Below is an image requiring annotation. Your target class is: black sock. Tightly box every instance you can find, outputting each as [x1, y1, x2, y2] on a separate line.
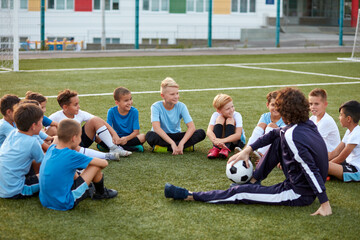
[93, 175, 105, 195]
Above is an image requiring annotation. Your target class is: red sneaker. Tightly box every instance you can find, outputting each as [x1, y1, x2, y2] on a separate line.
[219, 148, 230, 159]
[207, 147, 220, 159]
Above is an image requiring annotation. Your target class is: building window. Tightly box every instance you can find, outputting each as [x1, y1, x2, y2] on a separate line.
[187, 0, 208, 12]
[47, 0, 73, 10]
[93, 38, 120, 44]
[231, 0, 256, 13]
[94, 0, 120, 10]
[143, 0, 168, 11]
[20, 0, 27, 9]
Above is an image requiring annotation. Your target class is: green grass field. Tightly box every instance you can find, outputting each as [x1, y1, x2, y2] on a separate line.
[0, 52, 359, 239]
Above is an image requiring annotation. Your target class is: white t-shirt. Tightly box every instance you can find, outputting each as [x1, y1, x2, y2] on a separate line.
[342, 125, 360, 170]
[49, 110, 94, 124]
[209, 111, 246, 143]
[310, 113, 341, 152]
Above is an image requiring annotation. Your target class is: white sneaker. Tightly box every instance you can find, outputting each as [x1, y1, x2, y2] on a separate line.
[234, 147, 242, 153]
[110, 147, 132, 157]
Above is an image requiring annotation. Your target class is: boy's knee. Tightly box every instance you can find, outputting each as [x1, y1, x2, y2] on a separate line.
[215, 115, 225, 125]
[225, 117, 235, 125]
[138, 134, 146, 143]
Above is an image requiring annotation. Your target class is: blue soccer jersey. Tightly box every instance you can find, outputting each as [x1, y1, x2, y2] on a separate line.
[39, 145, 93, 211]
[107, 106, 140, 137]
[258, 112, 286, 128]
[0, 130, 44, 198]
[150, 101, 192, 134]
[0, 119, 15, 147]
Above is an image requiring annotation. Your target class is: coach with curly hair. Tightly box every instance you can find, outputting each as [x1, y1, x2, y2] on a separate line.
[164, 87, 332, 216]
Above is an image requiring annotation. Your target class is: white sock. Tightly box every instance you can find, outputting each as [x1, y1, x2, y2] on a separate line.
[79, 147, 106, 159]
[96, 125, 116, 149]
[248, 126, 265, 146]
[265, 126, 275, 134]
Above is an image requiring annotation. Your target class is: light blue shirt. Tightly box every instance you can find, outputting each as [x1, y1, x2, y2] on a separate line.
[0, 130, 44, 198]
[151, 101, 192, 134]
[39, 145, 92, 211]
[258, 112, 286, 128]
[0, 119, 16, 147]
[107, 106, 140, 137]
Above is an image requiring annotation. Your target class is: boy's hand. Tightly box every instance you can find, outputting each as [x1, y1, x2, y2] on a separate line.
[112, 135, 122, 145]
[117, 137, 128, 146]
[311, 201, 332, 216]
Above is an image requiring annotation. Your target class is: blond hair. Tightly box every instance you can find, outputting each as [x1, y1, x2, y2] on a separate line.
[160, 77, 179, 94]
[213, 94, 232, 110]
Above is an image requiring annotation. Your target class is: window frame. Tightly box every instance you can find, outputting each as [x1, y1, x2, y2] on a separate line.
[142, 0, 168, 12]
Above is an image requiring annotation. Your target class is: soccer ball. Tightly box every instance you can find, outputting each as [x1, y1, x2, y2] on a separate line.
[226, 160, 253, 184]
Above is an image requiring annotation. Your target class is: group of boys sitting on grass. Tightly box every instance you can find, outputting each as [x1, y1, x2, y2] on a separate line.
[0, 77, 359, 214]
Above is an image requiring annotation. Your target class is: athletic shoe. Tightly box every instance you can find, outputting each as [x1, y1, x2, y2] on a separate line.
[105, 152, 124, 161]
[234, 147, 242, 153]
[184, 145, 195, 152]
[207, 146, 220, 159]
[132, 145, 144, 152]
[110, 147, 132, 157]
[92, 187, 118, 200]
[152, 145, 168, 153]
[250, 150, 262, 163]
[164, 183, 189, 200]
[96, 143, 109, 153]
[219, 148, 230, 159]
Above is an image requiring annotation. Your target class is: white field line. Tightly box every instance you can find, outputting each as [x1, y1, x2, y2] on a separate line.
[0, 60, 348, 73]
[44, 81, 360, 98]
[226, 64, 360, 81]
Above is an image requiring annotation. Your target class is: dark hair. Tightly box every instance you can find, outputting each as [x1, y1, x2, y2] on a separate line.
[13, 103, 43, 132]
[275, 87, 309, 124]
[0, 94, 21, 116]
[57, 89, 78, 108]
[339, 100, 360, 123]
[25, 91, 47, 104]
[113, 87, 131, 101]
[20, 99, 39, 106]
[309, 88, 327, 101]
[266, 91, 278, 104]
[57, 119, 81, 143]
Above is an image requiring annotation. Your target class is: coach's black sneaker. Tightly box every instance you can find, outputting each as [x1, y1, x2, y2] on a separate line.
[92, 187, 118, 200]
[164, 183, 189, 200]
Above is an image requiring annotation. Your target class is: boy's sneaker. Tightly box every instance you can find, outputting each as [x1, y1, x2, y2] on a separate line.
[152, 145, 168, 153]
[250, 150, 262, 163]
[105, 152, 128, 161]
[184, 145, 195, 152]
[164, 183, 189, 200]
[234, 147, 242, 153]
[207, 146, 220, 159]
[133, 145, 144, 152]
[110, 146, 132, 157]
[92, 187, 118, 200]
[219, 148, 230, 159]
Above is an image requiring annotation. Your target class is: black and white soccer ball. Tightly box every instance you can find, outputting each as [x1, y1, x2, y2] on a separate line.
[226, 160, 253, 184]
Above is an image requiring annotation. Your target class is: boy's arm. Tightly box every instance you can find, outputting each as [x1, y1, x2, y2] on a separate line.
[206, 124, 217, 144]
[311, 201, 332, 216]
[328, 142, 345, 161]
[330, 144, 357, 164]
[117, 130, 140, 145]
[152, 121, 178, 150]
[88, 157, 108, 169]
[177, 121, 196, 153]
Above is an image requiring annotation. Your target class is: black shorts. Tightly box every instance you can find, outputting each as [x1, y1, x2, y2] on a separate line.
[342, 162, 360, 182]
[80, 124, 95, 148]
[71, 176, 90, 209]
[8, 174, 39, 199]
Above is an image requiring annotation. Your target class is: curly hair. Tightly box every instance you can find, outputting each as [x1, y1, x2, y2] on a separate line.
[266, 91, 278, 104]
[275, 87, 309, 124]
[57, 89, 78, 108]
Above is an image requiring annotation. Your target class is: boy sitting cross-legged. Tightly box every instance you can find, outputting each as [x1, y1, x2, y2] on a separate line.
[99, 87, 146, 152]
[39, 119, 118, 211]
[328, 100, 360, 182]
[0, 103, 44, 199]
[146, 77, 206, 155]
[49, 89, 131, 160]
